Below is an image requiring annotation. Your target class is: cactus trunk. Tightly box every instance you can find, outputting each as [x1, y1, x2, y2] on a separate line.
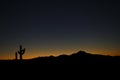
[20, 54, 22, 60]
[17, 45, 25, 60]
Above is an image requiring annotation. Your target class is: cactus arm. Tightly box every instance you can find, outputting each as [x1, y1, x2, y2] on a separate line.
[23, 48, 25, 53]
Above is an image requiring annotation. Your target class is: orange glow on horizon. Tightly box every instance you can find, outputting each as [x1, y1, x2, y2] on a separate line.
[22, 49, 120, 59]
[0, 48, 120, 60]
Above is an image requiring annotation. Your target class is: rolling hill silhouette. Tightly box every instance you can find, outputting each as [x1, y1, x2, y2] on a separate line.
[0, 50, 120, 65]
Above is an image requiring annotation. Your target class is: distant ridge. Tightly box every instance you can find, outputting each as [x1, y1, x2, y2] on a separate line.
[27, 50, 120, 64]
[0, 50, 120, 64]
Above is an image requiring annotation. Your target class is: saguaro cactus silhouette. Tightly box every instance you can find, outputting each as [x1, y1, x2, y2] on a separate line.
[18, 45, 25, 60]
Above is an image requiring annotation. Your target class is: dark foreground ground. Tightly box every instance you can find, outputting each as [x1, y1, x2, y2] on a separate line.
[1, 51, 120, 77]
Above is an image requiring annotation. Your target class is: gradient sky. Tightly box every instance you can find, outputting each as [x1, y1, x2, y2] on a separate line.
[0, 0, 120, 59]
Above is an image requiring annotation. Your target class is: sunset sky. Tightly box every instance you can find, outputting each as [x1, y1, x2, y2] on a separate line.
[0, 0, 120, 59]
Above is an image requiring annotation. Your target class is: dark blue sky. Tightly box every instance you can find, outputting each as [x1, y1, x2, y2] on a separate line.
[0, 0, 120, 59]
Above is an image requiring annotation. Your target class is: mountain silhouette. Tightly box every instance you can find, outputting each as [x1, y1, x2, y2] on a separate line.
[0, 50, 120, 64]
